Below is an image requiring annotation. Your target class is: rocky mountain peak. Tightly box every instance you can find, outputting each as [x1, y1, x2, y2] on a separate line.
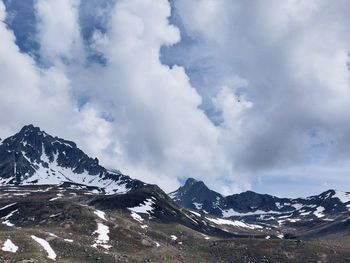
[183, 177, 198, 188]
[0, 125, 143, 193]
[169, 178, 223, 214]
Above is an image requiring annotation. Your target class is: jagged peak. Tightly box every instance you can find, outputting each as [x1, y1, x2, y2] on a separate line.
[183, 178, 199, 187]
[19, 124, 40, 132]
[178, 178, 213, 195]
[16, 124, 47, 138]
[6, 125, 77, 149]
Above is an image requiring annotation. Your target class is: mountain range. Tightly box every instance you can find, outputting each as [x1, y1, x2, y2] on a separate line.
[0, 125, 350, 262]
[170, 177, 350, 239]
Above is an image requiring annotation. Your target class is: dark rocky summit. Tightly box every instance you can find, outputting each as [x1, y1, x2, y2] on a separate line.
[0, 124, 143, 193]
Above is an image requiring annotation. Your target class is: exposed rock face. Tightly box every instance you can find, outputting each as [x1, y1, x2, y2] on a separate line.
[169, 178, 224, 215]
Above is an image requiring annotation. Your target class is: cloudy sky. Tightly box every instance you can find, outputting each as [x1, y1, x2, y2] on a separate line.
[1, 0, 350, 197]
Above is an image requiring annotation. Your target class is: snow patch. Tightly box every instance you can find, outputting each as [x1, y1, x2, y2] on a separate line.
[94, 210, 107, 221]
[130, 211, 144, 222]
[170, 235, 177, 240]
[333, 191, 350, 204]
[1, 239, 18, 253]
[128, 199, 155, 215]
[1, 209, 18, 227]
[206, 217, 262, 229]
[49, 197, 61, 201]
[0, 203, 16, 210]
[189, 210, 201, 217]
[2, 221, 14, 227]
[314, 206, 325, 218]
[291, 203, 303, 210]
[31, 235, 57, 260]
[193, 202, 203, 210]
[222, 209, 281, 217]
[300, 211, 311, 216]
[201, 234, 210, 240]
[49, 213, 61, 218]
[92, 223, 111, 250]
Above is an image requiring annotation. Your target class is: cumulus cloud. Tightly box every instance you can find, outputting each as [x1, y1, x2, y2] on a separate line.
[0, 0, 111, 160]
[0, 0, 239, 193]
[2, 0, 350, 196]
[171, 0, 350, 193]
[35, 0, 83, 63]
[69, 0, 234, 191]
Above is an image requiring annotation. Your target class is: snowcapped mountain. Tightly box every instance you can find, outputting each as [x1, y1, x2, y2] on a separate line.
[170, 178, 350, 234]
[0, 125, 144, 193]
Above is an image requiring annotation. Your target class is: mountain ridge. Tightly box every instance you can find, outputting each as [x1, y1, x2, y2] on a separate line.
[170, 177, 350, 237]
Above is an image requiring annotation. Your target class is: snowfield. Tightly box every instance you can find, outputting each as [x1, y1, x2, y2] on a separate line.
[3, 150, 132, 195]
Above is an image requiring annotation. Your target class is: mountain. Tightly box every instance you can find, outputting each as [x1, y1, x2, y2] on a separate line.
[0, 124, 143, 194]
[169, 178, 224, 215]
[169, 178, 289, 217]
[170, 178, 350, 238]
[1, 126, 350, 261]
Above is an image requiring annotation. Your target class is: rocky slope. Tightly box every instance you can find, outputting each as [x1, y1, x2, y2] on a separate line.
[1, 185, 350, 262]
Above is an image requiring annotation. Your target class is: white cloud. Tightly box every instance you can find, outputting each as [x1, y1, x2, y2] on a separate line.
[35, 0, 83, 63]
[0, 1, 4, 21]
[0, 0, 111, 160]
[69, 0, 236, 192]
[172, 0, 350, 193]
[0, 0, 243, 193]
[3, 0, 350, 196]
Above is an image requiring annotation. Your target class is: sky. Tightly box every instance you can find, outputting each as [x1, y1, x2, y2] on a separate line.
[1, 0, 350, 197]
